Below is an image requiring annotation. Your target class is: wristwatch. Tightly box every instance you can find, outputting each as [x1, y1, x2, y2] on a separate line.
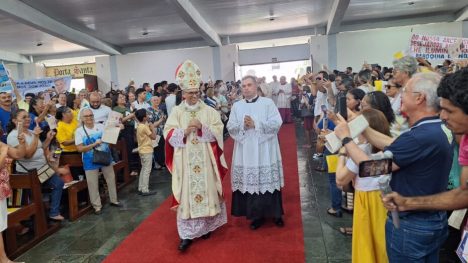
[341, 137, 353, 146]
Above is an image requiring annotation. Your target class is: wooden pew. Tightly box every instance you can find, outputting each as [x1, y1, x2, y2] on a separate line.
[59, 139, 131, 221]
[4, 170, 61, 259]
[110, 140, 133, 189]
[57, 152, 93, 222]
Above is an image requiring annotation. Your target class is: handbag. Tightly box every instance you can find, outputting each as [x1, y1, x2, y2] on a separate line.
[82, 126, 112, 166]
[17, 161, 55, 183]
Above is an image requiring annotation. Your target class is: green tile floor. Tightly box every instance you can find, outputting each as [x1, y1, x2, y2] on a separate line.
[16, 171, 173, 263]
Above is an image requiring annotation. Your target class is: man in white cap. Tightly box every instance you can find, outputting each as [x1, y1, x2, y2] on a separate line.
[164, 60, 228, 252]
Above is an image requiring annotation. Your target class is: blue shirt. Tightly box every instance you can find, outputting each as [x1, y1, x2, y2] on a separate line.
[74, 124, 112, 171]
[145, 92, 152, 102]
[28, 113, 49, 131]
[0, 107, 10, 143]
[317, 117, 336, 130]
[385, 116, 453, 200]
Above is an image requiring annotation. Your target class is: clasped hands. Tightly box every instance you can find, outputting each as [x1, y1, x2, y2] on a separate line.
[184, 119, 202, 137]
[244, 115, 255, 130]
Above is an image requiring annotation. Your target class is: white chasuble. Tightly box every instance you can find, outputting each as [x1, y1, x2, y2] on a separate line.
[227, 97, 284, 194]
[164, 101, 227, 220]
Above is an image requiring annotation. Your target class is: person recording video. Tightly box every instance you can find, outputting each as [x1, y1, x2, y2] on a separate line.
[335, 72, 453, 262]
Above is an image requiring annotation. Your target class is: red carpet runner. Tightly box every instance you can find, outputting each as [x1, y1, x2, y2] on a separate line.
[104, 124, 305, 263]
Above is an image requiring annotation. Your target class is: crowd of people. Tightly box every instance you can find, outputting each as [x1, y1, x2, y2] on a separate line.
[0, 54, 467, 262]
[290, 57, 467, 263]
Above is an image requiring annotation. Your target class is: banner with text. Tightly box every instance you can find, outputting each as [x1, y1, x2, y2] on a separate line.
[409, 34, 468, 60]
[46, 63, 96, 79]
[0, 63, 13, 93]
[16, 76, 72, 96]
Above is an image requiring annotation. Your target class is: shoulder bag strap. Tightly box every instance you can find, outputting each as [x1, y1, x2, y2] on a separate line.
[15, 159, 50, 174]
[16, 160, 28, 172]
[82, 126, 97, 150]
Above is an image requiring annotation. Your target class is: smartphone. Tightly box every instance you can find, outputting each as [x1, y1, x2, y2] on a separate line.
[17, 121, 23, 135]
[44, 92, 51, 103]
[321, 105, 327, 113]
[337, 95, 347, 120]
[358, 159, 392, 178]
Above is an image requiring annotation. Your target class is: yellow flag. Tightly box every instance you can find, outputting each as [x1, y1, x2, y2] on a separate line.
[393, 51, 404, 59]
[374, 80, 383, 91]
[326, 155, 339, 173]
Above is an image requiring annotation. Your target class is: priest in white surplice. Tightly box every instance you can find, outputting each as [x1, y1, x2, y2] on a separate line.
[276, 76, 293, 123]
[258, 76, 271, 99]
[227, 75, 285, 230]
[269, 75, 280, 105]
[164, 60, 228, 252]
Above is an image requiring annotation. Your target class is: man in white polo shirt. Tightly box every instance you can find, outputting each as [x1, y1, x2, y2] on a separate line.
[89, 92, 111, 124]
[132, 88, 150, 111]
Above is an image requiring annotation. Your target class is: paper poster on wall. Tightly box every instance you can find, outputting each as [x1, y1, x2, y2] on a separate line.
[15, 76, 72, 96]
[0, 63, 13, 93]
[409, 34, 468, 60]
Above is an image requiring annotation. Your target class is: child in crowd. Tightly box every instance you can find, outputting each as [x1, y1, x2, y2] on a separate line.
[135, 109, 158, 196]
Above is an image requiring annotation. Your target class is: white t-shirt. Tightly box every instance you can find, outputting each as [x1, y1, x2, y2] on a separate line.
[7, 130, 46, 173]
[314, 91, 331, 117]
[165, 94, 177, 116]
[345, 143, 381, 191]
[91, 105, 111, 124]
[131, 101, 151, 111]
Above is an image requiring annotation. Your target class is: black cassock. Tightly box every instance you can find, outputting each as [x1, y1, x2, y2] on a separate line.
[231, 190, 284, 220]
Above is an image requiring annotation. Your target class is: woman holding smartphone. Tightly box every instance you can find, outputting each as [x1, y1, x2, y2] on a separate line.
[335, 108, 391, 263]
[300, 86, 315, 148]
[6, 110, 65, 221]
[112, 93, 138, 176]
[147, 95, 166, 170]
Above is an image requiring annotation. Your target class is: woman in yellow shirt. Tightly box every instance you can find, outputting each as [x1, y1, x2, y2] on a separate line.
[336, 109, 391, 263]
[56, 106, 79, 152]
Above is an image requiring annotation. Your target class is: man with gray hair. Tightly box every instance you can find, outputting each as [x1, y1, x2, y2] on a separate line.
[334, 72, 453, 262]
[391, 55, 419, 136]
[392, 55, 418, 87]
